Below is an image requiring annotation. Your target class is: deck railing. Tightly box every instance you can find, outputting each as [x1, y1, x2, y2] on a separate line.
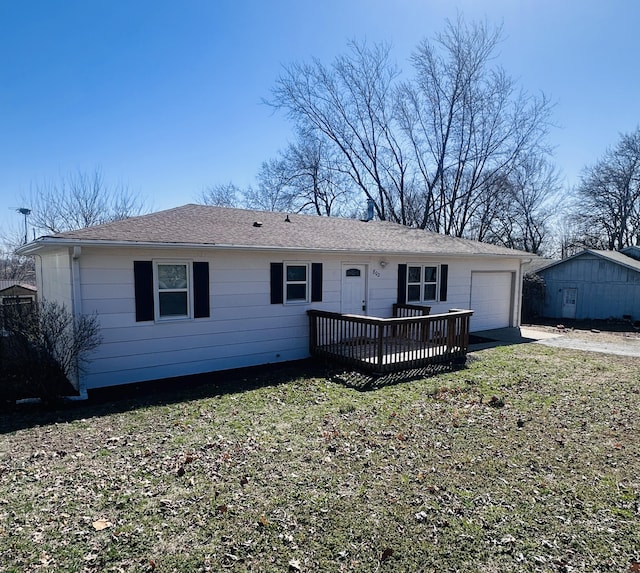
[307, 307, 473, 373]
[392, 303, 431, 318]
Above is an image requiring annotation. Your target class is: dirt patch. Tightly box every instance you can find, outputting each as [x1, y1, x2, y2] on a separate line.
[524, 318, 640, 344]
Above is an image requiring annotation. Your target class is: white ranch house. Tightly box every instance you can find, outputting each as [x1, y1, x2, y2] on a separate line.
[18, 204, 529, 394]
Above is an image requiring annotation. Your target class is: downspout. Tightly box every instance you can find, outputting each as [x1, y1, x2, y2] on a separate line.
[70, 246, 88, 400]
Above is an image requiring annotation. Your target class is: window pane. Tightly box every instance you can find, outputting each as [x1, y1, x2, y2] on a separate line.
[158, 264, 188, 289]
[345, 268, 361, 277]
[424, 266, 437, 283]
[159, 292, 188, 316]
[407, 285, 421, 302]
[287, 265, 307, 282]
[286, 283, 307, 301]
[423, 284, 437, 301]
[408, 266, 421, 283]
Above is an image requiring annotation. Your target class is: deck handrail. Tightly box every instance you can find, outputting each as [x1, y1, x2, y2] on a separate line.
[392, 303, 431, 317]
[308, 308, 469, 325]
[307, 308, 473, 373]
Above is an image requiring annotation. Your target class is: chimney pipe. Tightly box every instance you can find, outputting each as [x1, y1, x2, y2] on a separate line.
[366, 198, 374, 221]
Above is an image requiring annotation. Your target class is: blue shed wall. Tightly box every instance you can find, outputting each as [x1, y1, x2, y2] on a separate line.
[539, 253, 640, 320]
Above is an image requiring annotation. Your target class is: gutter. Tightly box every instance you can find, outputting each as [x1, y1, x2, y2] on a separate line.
[16, 237, 531, 260]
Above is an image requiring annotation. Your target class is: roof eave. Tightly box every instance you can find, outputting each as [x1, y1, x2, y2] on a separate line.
[16, 236, 527, 259]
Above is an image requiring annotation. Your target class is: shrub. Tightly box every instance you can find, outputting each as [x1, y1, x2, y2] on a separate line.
[521, 272, 546, 322]
[0, 301, 101, 402]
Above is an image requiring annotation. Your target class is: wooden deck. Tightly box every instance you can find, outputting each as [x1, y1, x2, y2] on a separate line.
[307, 305, 473, 374]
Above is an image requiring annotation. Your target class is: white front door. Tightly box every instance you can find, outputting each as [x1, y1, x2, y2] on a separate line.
[562, 288, 577, 319]
[341, 264, 367, 315]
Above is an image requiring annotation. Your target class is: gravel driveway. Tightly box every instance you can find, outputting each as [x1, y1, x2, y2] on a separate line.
[522, 325, 640, 358]
[471, 324, 640, 358]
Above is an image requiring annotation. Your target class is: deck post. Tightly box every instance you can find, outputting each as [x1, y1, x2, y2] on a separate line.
[376, 323, 384, 371]
[446, 314, 456, 358]
[309, 311, 317, 353]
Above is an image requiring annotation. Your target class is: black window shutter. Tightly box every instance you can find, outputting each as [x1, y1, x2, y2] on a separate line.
[270, 262, 284, 304]
[311, 263, 323, 302]
[134, 261, 154, 322]
[397, 264, 407, 305]
[440, 264, 448, 302]
[193, 262, 210, 318]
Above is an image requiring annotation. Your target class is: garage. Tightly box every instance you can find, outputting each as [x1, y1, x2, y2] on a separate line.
[470, 271, 514, 331]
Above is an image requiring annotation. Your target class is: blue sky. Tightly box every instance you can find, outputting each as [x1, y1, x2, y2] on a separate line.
[1, 0, 638, 239]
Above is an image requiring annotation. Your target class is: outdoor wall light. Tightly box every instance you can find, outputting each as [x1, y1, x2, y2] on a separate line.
[379, 259, 388, 268]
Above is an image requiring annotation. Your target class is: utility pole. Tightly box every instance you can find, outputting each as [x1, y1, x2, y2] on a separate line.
[16, 208, 31, 244]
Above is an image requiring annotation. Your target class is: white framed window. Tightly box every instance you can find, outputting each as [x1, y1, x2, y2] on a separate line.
[407, 264, 439, 302]
[285, 262, 310, 303]
[155, 261, 191, 319]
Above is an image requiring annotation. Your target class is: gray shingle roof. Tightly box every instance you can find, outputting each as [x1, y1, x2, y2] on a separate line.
[591, 249, 640, 273]
[537, 249, 640, 274]
[522, 255, 557, 275]
[25, 204, 528, 258]
[0, 280, 36, 292]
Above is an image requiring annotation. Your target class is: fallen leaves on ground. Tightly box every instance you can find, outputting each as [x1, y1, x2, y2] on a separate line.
[0, 345, 639, 572]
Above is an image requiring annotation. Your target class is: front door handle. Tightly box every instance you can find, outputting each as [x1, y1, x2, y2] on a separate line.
[362, 301, 366, 312]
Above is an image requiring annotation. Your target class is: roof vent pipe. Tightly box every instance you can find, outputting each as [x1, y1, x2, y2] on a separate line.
[366, 198, 374, 222]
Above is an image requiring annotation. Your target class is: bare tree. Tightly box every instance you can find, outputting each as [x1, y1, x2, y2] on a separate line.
[253, 129, 355, 216]
[480, 156, 562, 254]
[247, 158, 298, 212]
[24, 169, 147, 234]
[270, 19, 554, 238]
[198, 182, 245, 208]
[0, 248, 35, 282]
[396, 17, 554, 237]
[0, 223, 36, 281]
[571, 128, 640, 250]
[270, 41, 413, 223]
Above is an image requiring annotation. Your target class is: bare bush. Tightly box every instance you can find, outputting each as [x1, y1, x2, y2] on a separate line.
[0, 301, 101, 402]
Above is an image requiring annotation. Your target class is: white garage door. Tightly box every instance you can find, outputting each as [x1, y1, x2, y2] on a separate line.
[470, 271, 513, 331]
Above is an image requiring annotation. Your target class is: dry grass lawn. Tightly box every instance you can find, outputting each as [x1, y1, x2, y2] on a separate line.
[1, 343, 639, 572]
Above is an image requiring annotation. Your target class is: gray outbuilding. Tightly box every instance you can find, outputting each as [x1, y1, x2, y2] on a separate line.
[535, 249, 640, 321]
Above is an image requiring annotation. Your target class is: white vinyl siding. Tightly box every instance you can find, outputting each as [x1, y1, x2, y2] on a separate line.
[37, 250, 73, 309]
[44, 247, 522, 389]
